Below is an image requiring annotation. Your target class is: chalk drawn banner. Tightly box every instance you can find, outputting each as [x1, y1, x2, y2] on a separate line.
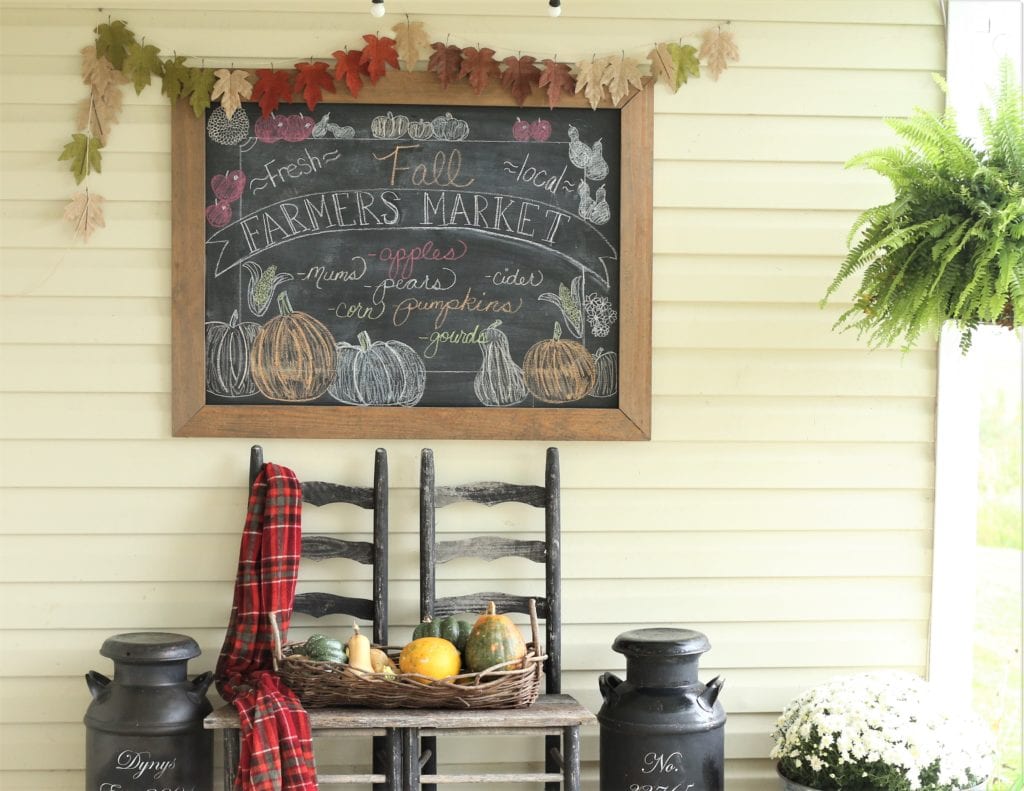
[172, 72, 652, 440]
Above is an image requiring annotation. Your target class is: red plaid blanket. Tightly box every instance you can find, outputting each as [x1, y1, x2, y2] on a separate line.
[216, 462, 318, 791]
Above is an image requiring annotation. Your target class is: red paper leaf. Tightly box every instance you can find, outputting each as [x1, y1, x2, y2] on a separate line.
[252, 69, 294, 117]
[332, 49, 368, 98]
[539, 59, 575, 109]
[427, 42, 463, 89]
[459, 47, 501, 95]
[360, 34, 399, 85]
[294, 61, 335, 112]
[501, 55, 541, 106]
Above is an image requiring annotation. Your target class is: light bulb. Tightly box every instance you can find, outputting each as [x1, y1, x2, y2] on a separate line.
[548, 0, 561, 16]
[370, 0, 385, 17]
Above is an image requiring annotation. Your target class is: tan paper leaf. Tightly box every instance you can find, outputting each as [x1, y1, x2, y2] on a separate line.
[647, 43, 676, 87]
[392, 20, 431, 71]
[211, 68, 253, 119]
[63, 190, 106, 242]
[606, 55, 644, 106]
[80, 45, 128, 94]
[75, 82, 124, 145]
[698, 26, 740, 80]
[574, 56, 613, 110]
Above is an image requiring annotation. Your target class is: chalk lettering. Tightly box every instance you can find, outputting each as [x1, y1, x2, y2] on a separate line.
[419, 323, 489, 359]
[333, 299, 386, 321]
[368, 267, 458, 306]
[392, 287, 522, 330]
[249, 148, 338, 194]
[300, 256, 368, 290]
[491, 267, 544, 287]
[378, 239, 468, 279]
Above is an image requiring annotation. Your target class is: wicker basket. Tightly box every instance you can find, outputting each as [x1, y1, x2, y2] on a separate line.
[273, 602, 545, 709]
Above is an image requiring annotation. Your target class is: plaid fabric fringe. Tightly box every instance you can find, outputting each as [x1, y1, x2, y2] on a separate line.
[216, 462, 318, 791]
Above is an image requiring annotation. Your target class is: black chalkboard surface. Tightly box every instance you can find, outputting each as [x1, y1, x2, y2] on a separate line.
[173, 72, 652, 439]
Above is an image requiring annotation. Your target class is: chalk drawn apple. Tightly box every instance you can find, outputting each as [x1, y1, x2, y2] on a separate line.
[530, 118, 552, 141]
[206, 200, 233, 228]
[512, 117, 532, 142]
[281, 113, 315, 142]
[211, 170, 247, 203]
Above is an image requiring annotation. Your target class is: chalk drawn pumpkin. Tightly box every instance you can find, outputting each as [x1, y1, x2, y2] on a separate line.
[370, 111, 409, 139]
[431, 111, 469, 141]
[588, 348, 618, 398]
[254, 113, 286, 143]
[281, 113, 315, 142]
[250, 292, 336, 401]
[523, 323, 596, 403]
[408, 118, 435, 141]
[205, 310, 260, 397]
[329, 331, 426, 406]
[474, 320, 527, 407]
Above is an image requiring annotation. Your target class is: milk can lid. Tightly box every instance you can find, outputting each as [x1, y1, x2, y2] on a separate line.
[100, 632, 201, 663]
[612, 628, 710, 658]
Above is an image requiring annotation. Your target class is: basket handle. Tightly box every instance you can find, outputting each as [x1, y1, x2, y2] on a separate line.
[268, 611, 285, 671]
[528, 598, 541, 654]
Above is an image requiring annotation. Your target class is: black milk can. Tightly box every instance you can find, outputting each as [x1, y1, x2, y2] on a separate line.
[84, 632, 213, 791]
[598, 628, 725, 791]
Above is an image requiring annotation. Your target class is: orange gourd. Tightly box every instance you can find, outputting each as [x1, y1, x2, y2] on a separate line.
[464, 601, 527, 672]
[398, 637, 462, 681]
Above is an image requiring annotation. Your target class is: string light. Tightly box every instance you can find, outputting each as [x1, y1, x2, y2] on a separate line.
[370, 0, 385, 18]
[548, 0, 562, 17]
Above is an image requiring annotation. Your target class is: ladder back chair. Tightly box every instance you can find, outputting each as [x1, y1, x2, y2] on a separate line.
[414, 447, 594, 791]
[205, 445, 400, 789]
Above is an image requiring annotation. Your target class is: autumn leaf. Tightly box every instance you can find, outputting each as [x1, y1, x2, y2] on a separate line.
[76, 84, 123, 145]
[428, 42, 463, 89]
[501, 54, 541, 106]
[360, 34, 399, 85]
[186, 67, 216, 118]
[94, 19, 136, 71]
[647, 43, 676, 88]
[606, 55, 643, 106]
[63, 190, 106, 242]
[460, 47, 500, 95]
[393, 20, 431, 70]
[669, 43, 700, 88]
[252, 69, 294, 116]
[332, 49, 368, 98]
[80, 46, 127, 95]
[211, 69, 253, 119]
[122, 41, 162, 95]
[161, 56, 190, 102]
[574, 56, 613, 109]
[58, 133, 103, 184]
[294, 61, 335, 111]
[699, 26, 740, 80]
[539, 59, 575, 109]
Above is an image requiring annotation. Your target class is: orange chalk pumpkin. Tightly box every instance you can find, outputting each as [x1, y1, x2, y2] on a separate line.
[522, 323, 596, 403]
[250, 291, 336, 401]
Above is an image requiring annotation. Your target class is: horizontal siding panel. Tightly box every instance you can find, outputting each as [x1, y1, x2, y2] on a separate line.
[0, 577, 931, 632]
[0, 344, 170, 393]
[0, 392, 935, 442]
[0, 439, 937, 489]
[0, 486, 935, 535]
[0, 248, 168, 298]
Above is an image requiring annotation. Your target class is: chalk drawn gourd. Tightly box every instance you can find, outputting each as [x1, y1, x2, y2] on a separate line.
[370, 111, 410, 139]
[205, 310, 260, 397]
[523, 323, 596, 403]
[464, 601, 527, 672]
[431, 112, 470, 141]
[589, 348, 618, 398]
[250, 292, 336, 401]
[474, 320, 528, 407]
[329, 331, 426, 406]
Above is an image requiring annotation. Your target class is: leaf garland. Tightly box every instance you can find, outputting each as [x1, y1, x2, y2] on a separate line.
[647, 43, 675, 88]
[670, 43, 701, 88]
[360, 34, 399, 84]
[59, 133, 103, 184]
[428, 42, 463, 89]
[161, 55, 191, 101]
[393, 20, 431, 71]
[575, 55, 613, 109]
[294, 61, 335, 111]
[501, 54, 541, 106]
[211, 68, 253, 118]
[333, 48, 369, 98]
[460, 47, 501, 94]
[94, 19, 136, 71]
[539, 59, 575, 109]
[122, 40, 162, 94]
[186, 67, 216, 118]
[77, 46, 127, 145]
[63, 190, 106, 242]
[605, 55, 643, 106]
[251, 68, 294, 116]
[698, 26, 739, 80]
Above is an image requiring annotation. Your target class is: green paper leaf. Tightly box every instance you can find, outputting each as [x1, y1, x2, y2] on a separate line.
[94, 20, 136, 71]
[668, 43, 700, 89]
[58, 133, 103, 184]
[187, 67, 216, 118]
[161, 56, 190, 101]
[123, 42, 163, 94]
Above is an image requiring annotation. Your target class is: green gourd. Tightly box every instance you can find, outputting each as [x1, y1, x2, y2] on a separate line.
[302, 633, 346, 663]
[413, 615, 473, 653]
[464, 602, 527, 672]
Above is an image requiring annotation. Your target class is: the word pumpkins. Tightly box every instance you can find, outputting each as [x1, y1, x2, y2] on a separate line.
[464, 602, 527, 673]
[399, 637, 461, 681]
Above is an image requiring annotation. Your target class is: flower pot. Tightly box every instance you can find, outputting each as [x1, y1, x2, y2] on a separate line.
[776, 766, 987, 791]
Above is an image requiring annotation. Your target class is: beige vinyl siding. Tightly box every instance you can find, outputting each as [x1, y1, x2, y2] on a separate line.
[0, 1, 943, 787]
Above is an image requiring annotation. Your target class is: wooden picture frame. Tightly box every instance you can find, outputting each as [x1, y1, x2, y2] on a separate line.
[171, 71, 652, 440]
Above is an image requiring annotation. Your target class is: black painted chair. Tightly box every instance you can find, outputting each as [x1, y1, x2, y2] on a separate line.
[205, 445, 399, 789]
[414, 447, 593, 791]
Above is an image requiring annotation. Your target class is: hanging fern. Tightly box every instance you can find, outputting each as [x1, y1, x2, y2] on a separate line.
[823, 59, 1024, 351]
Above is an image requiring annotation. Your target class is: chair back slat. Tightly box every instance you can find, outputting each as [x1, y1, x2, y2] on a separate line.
[435, 483, 547, 508]
[435, 536, 547, 564]
[433, 593, 548, 621]
[294, 592, 375, 622]
[301, 480, 376, 509]
[301, 535, 374, 564]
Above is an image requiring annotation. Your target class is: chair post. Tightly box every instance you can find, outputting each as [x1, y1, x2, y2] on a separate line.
[545, 447, 561, 695]
[373, 447, 389, 647]
[248, 445, 264, 489]
[419, 449, 436, 621]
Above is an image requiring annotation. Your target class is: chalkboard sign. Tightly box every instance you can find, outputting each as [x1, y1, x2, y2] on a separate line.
[172, 72, 652, 439]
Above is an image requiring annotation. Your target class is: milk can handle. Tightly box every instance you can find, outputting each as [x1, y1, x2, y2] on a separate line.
[599, 671, 622, 702]
[187, 671, 215, 705]
[85, 670, 111, 700]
